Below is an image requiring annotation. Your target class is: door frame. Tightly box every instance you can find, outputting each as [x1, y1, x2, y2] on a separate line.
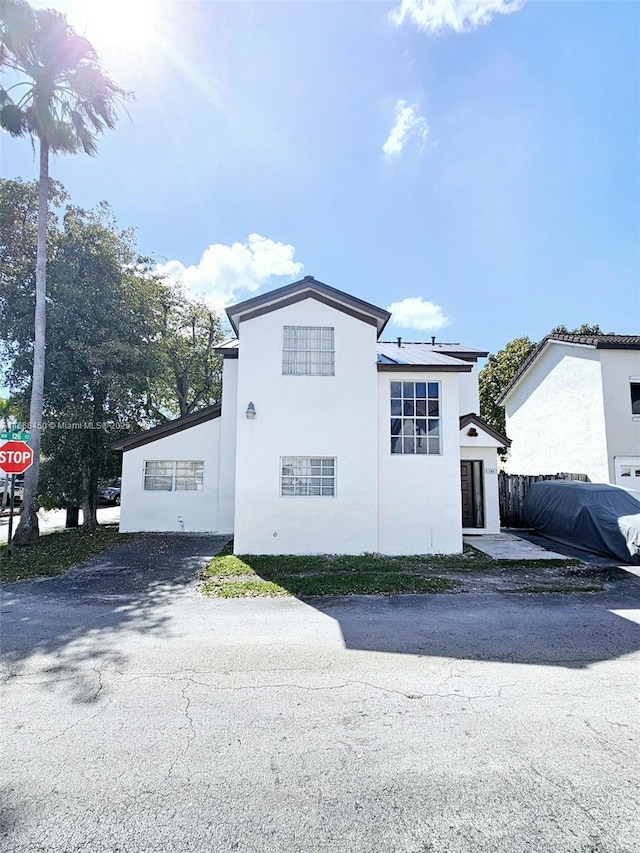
[461, 460, 485, 529]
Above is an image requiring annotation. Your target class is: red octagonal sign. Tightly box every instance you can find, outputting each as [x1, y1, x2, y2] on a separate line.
[0, 440, 34, 475]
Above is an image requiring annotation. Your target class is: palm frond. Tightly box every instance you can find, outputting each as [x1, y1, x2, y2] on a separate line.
[0, 0, 129, 154]
[0, 98, 26, 135]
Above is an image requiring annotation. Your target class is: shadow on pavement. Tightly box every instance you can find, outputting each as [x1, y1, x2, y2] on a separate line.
[2, 534, 640, 695]
[0, 534, 229, 703]
[307, 584, 640, 667]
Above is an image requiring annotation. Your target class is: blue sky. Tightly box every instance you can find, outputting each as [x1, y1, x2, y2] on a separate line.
[2, 0, 638, 354]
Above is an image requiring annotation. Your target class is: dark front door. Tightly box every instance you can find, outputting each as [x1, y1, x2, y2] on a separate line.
[461, 461, 484, 528]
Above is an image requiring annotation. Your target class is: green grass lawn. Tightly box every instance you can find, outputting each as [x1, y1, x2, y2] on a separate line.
[200, 546, 480, 597]
[0, 525, 127, 584]
[200, 543, 584, 598]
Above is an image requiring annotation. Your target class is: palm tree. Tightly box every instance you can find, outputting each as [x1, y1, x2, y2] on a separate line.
[0, 0, 129, 544]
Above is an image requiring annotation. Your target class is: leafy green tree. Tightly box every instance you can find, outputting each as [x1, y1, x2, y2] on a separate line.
[550, 324, 607, 336]
[0, 178, 67, 386]
[0, 0, 129, 544]
[147, 289, 225, 420]
[479, 336, 536, 437]
[35, 203, 166, 529]
[1, 182, 167, 529]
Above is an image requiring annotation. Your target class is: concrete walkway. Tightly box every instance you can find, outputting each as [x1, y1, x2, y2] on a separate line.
[464, 532, 569, 560]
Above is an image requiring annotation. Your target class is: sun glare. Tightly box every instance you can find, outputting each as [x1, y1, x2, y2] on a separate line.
[68, 0, 158, 57]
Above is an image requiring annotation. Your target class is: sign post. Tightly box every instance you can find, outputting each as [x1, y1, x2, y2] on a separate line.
[0, 438, 34, 557]
[6, 475, 16, 557]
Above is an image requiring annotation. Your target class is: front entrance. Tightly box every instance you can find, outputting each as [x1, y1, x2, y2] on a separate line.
[461, 460, 484, 529]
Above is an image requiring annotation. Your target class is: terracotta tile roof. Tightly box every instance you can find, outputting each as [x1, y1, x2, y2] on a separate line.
[544, 333, 640, 348]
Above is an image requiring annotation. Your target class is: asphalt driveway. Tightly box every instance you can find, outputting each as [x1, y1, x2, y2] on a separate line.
[1, 535, 639, 852]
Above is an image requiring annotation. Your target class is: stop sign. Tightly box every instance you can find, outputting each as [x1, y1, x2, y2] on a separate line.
[0, 440, 34, 475]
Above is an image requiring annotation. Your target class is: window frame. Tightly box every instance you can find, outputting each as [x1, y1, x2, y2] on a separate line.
[280, 456, 337, 497]
[389, 380, 442, 456]
[630, 382, 640, 416]
[282, 325, 335, 376]
[143, 460, 204, 492]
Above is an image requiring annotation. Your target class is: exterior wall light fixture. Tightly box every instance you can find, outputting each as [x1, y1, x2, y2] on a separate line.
[246, 402, 256, 420]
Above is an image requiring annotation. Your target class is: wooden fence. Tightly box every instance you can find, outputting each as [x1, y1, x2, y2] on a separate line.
[498, 472, 589, 528]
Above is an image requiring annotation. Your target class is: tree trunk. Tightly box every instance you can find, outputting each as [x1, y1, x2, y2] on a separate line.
[81, 494, 98, 531]
[13, 140, 49, 546]
[80, 460, 98, 531]
[66, 507, 80, 528]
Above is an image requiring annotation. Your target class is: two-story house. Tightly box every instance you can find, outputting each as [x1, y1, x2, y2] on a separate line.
[500, 333, 640, 487]
[114, 277, 508, 554]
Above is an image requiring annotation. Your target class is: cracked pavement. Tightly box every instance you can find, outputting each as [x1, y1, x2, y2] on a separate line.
[1, 534, 639, 852]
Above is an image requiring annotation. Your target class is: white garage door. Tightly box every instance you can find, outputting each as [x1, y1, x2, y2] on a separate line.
[614, 456, 640, 489]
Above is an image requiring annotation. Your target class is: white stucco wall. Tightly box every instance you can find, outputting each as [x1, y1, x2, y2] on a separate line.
[119, 417, 225, 533]
[504, 342, 609, 483]
[377, 371, 463, 555]
[232, 298, 380, 555]
[217, 358, 238, 532]
[599, 350, 640, 482]
[458, 365, 480, 415]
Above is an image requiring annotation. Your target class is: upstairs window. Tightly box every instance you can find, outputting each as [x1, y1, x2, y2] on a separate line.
[144, 461, 204, 491]
[283, 326, 334, 375]
[631, 382, 640, 415]
[390, 381, 441, 455]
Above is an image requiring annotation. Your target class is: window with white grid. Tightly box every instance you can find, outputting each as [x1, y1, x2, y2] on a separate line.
[282, 326, 334, 375]
[390, 381, 441, 455]
[281, 457, 336, 496]
[144, 461, 204, 491]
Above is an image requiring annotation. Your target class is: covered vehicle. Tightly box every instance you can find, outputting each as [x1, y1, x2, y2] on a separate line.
[523, 480, 640, 564]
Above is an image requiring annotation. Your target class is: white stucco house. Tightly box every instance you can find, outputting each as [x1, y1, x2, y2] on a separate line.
[500, 333, 640, 487]
[114, 277, 508, 554]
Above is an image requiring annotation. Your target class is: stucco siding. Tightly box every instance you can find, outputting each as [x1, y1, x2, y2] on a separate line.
[504, 342, 609, 483]
[217, 358, 238, 532]
[232, 299, 379, 555]
[458, 366, 480, 415]
[599, 350, 640, 481]
[377, 372, 462, 555]
[119, 418, 223, 533]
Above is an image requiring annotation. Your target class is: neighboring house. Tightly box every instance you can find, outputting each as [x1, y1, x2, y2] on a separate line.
[114, 277, 507, 554]
[499, 333, 640, 487]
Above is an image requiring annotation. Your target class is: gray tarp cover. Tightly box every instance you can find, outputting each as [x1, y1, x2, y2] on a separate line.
[523, 481, 640, 564]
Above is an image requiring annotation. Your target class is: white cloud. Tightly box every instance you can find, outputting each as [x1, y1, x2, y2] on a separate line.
[390, 0, 526, 35]
[156, 234, 303, 309]
[387, 297, 450, 331]
[382, 100, 429, 160]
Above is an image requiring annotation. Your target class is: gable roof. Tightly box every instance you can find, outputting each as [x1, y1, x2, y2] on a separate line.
[459, 413, 510, 447]
[112, 404, 221, 452]
[226, 276, 391, 337]
[498, 333, 640, 404]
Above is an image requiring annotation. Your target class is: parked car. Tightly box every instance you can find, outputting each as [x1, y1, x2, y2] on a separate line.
[98, 478, 121, 506]
[0, 476, 24, 507]
[523, 480, 640, 563]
